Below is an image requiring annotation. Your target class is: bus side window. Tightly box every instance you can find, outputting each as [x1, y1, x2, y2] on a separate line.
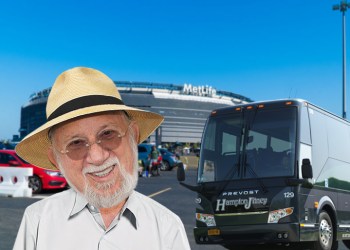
[199, 149, 217, 182]
[300, 105, 311, 144]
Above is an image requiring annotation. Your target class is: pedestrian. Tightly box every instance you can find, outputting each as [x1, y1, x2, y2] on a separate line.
[144, 153, 151, 177]
[13, 67, 190, 250]
[150, 145, 160, 176]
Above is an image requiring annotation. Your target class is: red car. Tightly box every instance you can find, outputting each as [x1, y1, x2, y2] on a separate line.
[0, 149, 67, 194]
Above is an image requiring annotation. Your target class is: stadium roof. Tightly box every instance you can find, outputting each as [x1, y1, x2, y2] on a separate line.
[27, 81, 253, 103]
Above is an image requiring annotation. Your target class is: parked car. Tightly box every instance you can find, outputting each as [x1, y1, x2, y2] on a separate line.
[138, 143, 154, 169]
[0, 149, 67, 194]
[158, 148, 181, 170]
[138, 144, 181, 171]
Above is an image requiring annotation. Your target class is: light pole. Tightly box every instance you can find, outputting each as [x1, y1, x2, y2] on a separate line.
[333, 1, 350, 119]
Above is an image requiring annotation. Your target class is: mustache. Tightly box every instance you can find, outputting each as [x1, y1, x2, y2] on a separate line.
[82, 157, 120, 175]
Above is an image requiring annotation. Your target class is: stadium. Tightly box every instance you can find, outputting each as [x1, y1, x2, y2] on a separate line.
[19, 81, 252, 145]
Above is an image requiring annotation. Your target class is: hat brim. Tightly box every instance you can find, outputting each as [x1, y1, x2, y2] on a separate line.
[15, 105, 164, 170]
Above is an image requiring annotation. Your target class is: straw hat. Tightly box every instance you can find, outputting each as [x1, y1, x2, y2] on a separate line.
[16, 67, 164, 170]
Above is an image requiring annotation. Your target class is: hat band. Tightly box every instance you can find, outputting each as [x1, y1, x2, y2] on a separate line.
[47, 95, 124, 121]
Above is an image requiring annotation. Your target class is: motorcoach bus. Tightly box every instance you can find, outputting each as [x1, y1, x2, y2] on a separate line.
[178, 99, 350, 250]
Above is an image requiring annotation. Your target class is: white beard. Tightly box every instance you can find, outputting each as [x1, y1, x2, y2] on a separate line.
[82, 156, 138, 208]
[58, 151, 139, 209]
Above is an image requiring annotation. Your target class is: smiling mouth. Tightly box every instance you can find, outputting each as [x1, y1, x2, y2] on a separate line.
[89, 165, 115, 178]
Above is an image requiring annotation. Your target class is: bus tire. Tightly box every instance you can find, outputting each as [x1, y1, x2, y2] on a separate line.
[314, 211, 335, 250]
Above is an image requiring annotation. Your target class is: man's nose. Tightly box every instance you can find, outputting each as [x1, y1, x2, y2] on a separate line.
[86, 142, 110, 164]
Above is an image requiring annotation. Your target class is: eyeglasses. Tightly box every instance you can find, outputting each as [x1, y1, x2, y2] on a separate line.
[57, 124, 132, 160]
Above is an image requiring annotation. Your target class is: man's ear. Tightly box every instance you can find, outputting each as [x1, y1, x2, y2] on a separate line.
[48, 148, 59, 169]
[132, 122, 140, 143]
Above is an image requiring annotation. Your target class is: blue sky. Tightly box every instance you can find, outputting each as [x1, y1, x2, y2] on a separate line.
[0, 0, 346, 139]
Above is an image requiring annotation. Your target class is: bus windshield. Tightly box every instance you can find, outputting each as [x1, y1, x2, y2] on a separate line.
[198, 107, 297, 183]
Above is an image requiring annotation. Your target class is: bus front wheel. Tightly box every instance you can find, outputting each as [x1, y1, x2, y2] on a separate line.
[314, 211, 336, 250]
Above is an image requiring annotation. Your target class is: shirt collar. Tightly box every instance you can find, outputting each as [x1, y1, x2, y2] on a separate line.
[69, 190, 88, 218]
[68, 190, 138, 229]
[123, 191, 139, 229]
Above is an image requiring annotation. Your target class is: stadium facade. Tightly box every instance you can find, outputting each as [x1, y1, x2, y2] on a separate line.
[20, 81, 252, 145]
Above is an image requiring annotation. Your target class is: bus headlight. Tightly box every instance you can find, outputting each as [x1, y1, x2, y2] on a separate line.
[268, 207, 294, 223]
[196, 213, 216, 226]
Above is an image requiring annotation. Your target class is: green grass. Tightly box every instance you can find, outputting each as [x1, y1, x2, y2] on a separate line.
[179, 155, 199, 169]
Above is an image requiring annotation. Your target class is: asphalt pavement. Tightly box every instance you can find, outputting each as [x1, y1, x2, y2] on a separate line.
[0, 169, 224, 250]
[0, 169, 347, 250]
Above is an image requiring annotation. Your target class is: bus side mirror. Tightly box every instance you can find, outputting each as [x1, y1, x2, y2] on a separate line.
[302, 158, 313, 179]
[177, 162, 203, 192]
[177, 162, 186, 182]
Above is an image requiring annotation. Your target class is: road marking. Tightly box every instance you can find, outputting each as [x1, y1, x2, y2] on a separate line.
[31, 195, 46, 199]
[148, 187, 172, 198]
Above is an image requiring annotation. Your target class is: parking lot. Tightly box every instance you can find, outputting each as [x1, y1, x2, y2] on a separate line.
[0, 169, 224, 250]
[1, 169, 348, 250]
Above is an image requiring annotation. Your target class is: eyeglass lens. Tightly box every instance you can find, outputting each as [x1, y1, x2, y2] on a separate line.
[64, 126, 129, 160]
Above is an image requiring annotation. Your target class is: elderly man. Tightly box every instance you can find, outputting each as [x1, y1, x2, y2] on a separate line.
[14, 67, 190, 250]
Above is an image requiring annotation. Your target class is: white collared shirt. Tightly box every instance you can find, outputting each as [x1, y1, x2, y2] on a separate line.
[13, 189, 191, 250]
